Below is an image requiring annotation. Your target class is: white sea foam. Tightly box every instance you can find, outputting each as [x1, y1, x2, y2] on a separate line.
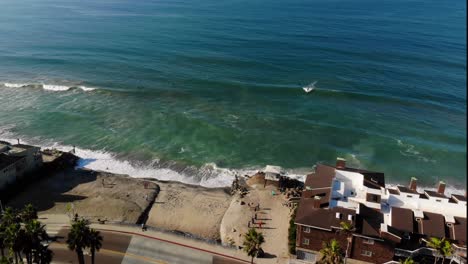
[77, 85, 96, 91]
[395, 139, 436, 163]
[0, 130, 261, 187]
[3, 82, 28, 88]
[41, 84, 70, 91]
[0, 129, 462, 191]
[2, 82, 97, 92]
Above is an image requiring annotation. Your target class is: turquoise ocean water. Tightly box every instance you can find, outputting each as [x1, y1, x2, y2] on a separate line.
[0, 0, 466, 188]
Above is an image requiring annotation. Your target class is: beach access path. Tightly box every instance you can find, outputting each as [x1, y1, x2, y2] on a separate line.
[41, 214, 278, 264]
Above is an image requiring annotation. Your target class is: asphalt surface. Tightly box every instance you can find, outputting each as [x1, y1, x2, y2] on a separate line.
[50, 228, 246, 264]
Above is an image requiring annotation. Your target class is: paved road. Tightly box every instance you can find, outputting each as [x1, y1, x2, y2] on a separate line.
[50, 228, 246, 264]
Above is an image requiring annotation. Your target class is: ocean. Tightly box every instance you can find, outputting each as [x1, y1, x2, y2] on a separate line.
[0, 0, 466, 189]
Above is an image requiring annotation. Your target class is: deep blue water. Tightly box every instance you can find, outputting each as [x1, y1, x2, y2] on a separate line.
[0, 0, 466, 187]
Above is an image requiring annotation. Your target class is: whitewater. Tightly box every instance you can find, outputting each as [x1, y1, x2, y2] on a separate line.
[3, 82, 96, 92]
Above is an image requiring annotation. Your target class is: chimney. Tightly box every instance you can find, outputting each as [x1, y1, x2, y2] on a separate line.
[336, 158, 346, 169]
[17, 138, 20, 144]
[437, 181, 446, 195]
[409, 177, 418, 191]
[312, 196, 322, 208]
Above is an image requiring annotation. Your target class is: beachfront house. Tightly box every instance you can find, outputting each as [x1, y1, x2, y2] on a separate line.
[0, 142, 43, 189]
[294, 158, 467, 263]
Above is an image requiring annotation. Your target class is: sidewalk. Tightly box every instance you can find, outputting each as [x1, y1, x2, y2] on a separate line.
[40, 214, 252, 263]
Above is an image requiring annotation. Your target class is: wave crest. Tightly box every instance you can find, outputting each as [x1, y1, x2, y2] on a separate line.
[2, 82, 97, 92]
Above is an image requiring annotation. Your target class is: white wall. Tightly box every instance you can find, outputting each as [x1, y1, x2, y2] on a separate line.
[385, 193, 466, 218]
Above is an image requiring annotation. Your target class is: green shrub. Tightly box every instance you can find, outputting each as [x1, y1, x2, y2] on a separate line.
[288, 207, 298, 254]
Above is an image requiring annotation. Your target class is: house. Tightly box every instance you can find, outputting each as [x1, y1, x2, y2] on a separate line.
[264, 165, 283, 181]
[294, 158, 467, 263]
[0, 142, 43, 190]
[0, 154, 26, 189]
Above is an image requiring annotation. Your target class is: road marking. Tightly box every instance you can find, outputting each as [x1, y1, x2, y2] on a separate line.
[50, 242, 168, 264]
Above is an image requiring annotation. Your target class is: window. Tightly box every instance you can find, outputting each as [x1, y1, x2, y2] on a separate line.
[303, 238, 310, 245]
[348, 215, 353, 221]
[304, 227, 311, 233]
[407, 195, 412, 198]
[363, 239, 374, 245]
[436, 199, 442, 202]
[371, 194, 379, 202]
[336, 212, 341, 219]
[361, 250, 372, 257]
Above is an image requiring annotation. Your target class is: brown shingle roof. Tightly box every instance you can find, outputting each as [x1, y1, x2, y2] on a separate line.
[397, 186, 419, 194]
[295, 198, 355, 230]
[421, 212, 446, 238]
[305, 164, 335, 189]
[301, 189, 331, 208]
[453, 217, 466, 246]
[357, 204, 383, 238]
[391, 207, 414, 233]
[424, 190, 448, 199]
[451, 194, 466, 203]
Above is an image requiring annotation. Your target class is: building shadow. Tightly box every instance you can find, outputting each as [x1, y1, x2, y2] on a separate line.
[6, 168, 97, 212]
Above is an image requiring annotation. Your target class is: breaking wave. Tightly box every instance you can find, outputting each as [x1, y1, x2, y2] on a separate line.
[0, 128, 306, 188]
[2, 82, 97, 92]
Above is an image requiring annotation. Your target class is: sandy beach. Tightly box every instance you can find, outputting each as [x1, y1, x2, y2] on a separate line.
[146, 181, 232, 240]
[6, 158, 293, 263]
[7, 168, 159, 224]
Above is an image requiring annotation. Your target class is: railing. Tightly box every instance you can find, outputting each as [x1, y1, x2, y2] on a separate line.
[395, 247, 467, 264]
[453, 244, 467, 258]
[395, 247, 437, 258]
[451, 254, 467, 264]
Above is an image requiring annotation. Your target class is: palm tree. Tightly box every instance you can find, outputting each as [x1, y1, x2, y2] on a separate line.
[242, 228, 265, 264]
[0, 206, 51, 264]
[22, 219, 48, 264]
[88, 229, 102, 264]
[1, 208, 17, 226]
[66, 218, 91, 264]
[20, 204, 37, 223]
[36, 245, 53, 264]
[400, 257, 416, 264]
[319, 239, 343, 264]
[0, 256, 12, 264]
[426, 237, 452, 264]
[339, 221, 355, 264]
[4, 223, 24, 264]
[0, 219, 6, 258]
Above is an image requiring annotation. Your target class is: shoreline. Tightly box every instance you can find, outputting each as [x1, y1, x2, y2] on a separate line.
[0, 135, 465, 193]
